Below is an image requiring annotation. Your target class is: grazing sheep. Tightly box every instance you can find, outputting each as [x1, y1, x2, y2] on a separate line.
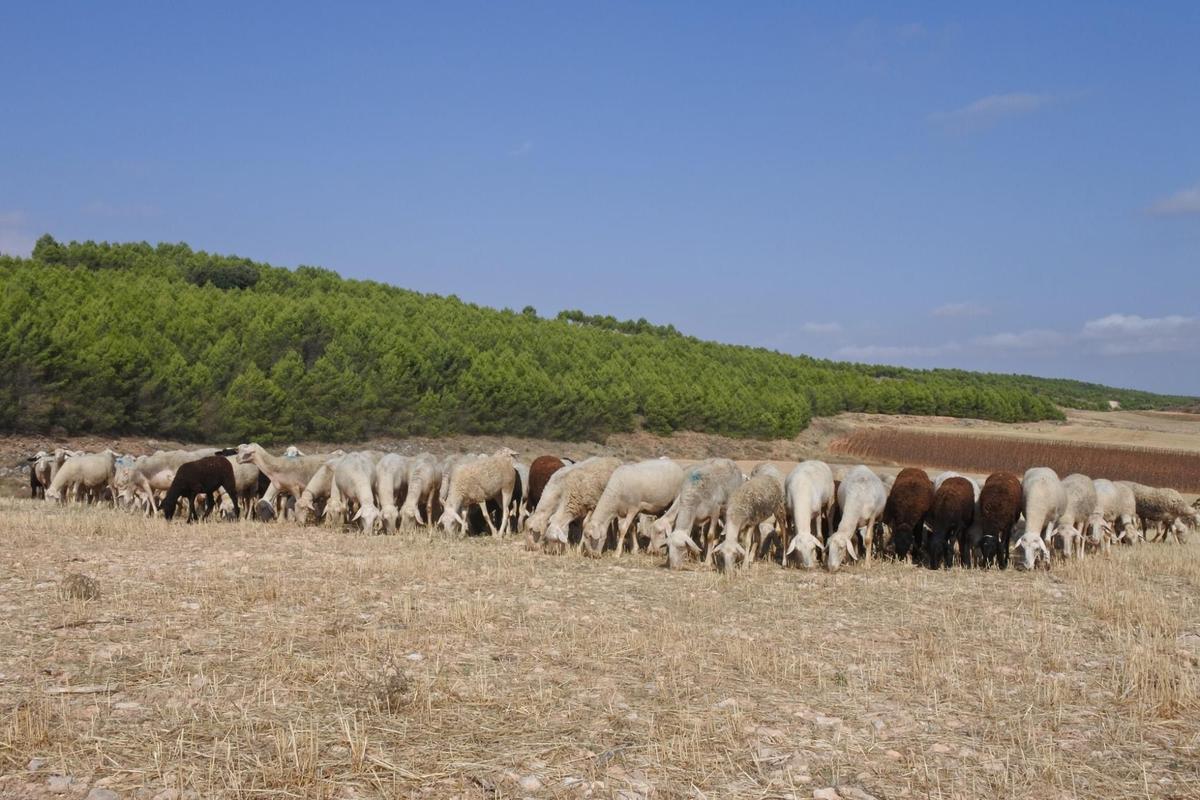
[160, 456, 240, 522]
[655, 458, 743, 570]
[374, 453, 411, 532]
[237, 444, 338, 520]
[927, 477, 976, 569]
[45, 450, 117, 504]
[881, 467, 934, 563]
[712, 464, 787, 572]
[525, 460, 582, 549]
[542, 457, 622, 552]
[296, 457, 344, 525]
[977, 472, 1022, 569]
[332, 452, 383, 533]
[1089, 479, 1138, 552]
[582, 459, 684, 557]
[1121, 481, 1195, 541]
[1015, 468, 1063, 570]
[523, 456, 568, 532]
[824, 466, 887, 573]
[438, 449, 519, 536]
[226, 457, 263, 519]
[111, 448, 221, 513]
[784, 460, 836, 569]
[1054, 474, 1097, 559]
[398, 453, 442, 527]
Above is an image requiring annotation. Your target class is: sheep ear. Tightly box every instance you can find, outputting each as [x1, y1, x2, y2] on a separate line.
[352, 508, 363, 521]
[785, 535, 799, 555]
[813, 537, 825, 551]
[684, 535, 701, 554]
[845, 537, 858, 561]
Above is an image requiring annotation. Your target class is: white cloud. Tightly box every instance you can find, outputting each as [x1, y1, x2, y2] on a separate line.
[932, 302, 990, 318]
[931, 92, 1055, 133]
[1080, 313, 1200, 355]
[973, 329, 1071, 351]
[834, 311, 1200, 367]
[0, 210, 34, 257]
[802, 321, 843, 335]
[1149, 184, 1200, 216]
[509, 140, 534, 157]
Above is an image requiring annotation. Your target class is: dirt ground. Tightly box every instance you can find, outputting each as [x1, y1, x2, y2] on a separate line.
[1, 500, 1198, 800]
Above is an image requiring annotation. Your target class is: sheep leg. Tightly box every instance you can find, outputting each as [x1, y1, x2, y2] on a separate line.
[499, 489, 513, 536]
[479, 502, 499, 536]
[615, 511, 636, 557]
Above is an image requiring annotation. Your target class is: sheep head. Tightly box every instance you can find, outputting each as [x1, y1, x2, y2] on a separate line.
[785, 530, 824, 569]
[380, 504, 400, 533]
[353, 505, 382, 534]
[1012, 531, 1051, 570]
[542, 523, 569, 555]
[235, 443, 259, 464]
[581, 519, 606, 558]
[824, 531, 858, 573]
[712, 537, 747, 573]
[665, 529, 700, 570]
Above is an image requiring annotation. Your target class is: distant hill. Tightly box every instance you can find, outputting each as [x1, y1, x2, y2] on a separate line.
[0, 236, 1192, 444]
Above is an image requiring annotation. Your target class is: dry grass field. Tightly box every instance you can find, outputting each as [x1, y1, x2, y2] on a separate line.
[2, 499, 1198, 799]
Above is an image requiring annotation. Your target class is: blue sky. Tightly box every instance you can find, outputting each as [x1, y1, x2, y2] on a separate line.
[2, 3, 1198, 394]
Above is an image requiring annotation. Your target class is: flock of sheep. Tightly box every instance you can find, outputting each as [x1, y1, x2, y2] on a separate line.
[25, 444, 1200, 572]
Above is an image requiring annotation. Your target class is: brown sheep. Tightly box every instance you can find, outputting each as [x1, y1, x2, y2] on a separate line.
[977, 472, 1023, 569]
[882, 467, 933, 562]
[160, 456, 239, 522]
[927, 477, 975, 569]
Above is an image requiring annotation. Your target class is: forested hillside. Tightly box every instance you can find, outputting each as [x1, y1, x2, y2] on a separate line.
[0, 237, 1191, 443]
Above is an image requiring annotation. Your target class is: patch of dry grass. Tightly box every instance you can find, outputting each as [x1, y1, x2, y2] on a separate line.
[1, 498, 1198, 799]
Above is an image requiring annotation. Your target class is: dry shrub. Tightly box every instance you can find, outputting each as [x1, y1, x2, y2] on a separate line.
[831, 428, 1200, 491]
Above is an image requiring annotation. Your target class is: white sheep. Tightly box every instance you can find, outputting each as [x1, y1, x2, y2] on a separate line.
[582, 458, 684, 557]
[437, 449, 518, 536]
[784, 460, 836, 569]
[296, 456, 345, 525]
[525, 460, 582, 549]
[237, 444, 341, 520]
[398, 453, 442, 527]
[374, 453, 411, 532]
[1088, 479, 1138, 551]
[1121, 481, 1196, 543]
[654, 458, 743, 570]
[332, 452, 382, 532]
[542, 457, 622, 552]
[45, 450, 118, 504]
[824, 465, 886, 572]
[711, 464, 787, 571]
[1015, 468, 1064, 569]
[1053, 473, 1097, 559]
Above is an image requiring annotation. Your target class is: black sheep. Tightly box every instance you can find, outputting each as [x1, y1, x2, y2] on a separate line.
[927, 477, 975, 569]
[978, 472, 1023, 569]
[882, 467, 934, 562]
[160, 456, 240, 522]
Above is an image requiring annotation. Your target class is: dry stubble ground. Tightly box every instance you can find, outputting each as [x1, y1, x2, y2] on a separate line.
[1, 499, 1198, 800]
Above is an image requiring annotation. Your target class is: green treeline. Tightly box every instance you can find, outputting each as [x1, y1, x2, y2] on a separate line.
[0, 236, 1191, 444]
